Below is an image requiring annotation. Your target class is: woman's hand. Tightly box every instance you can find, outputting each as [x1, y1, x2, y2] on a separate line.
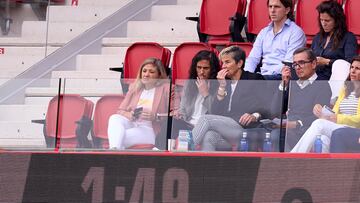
[239, 113, 256, 126]
[196, 77, 209, 97]
[217, 69, 228, 88]
[313, 104, 323, 118]
[139, 109, 155, 121]
[316, 56, 330, 66]
[170, 109, 183, 119]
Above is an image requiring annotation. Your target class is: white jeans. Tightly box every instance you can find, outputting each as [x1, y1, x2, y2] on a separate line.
[107, 114, 155, 149]
[291, 119, 346, 153]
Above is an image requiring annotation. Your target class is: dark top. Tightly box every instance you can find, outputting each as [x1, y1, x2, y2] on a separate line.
[272, 78, 332, 148]
[211, 71, 266, 128]
[311, 31, 358, 80]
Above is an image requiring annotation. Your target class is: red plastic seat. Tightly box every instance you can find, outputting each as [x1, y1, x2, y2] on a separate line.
[296, 0, 344, 45]
[172, 42, 214, 85]
[226, 42, 253, 57]
[189, 0, 247, 44]
[247, 0, 270, 41]
[92, 94, 125, 149]
[45, 94, 94, 149]
[345, 0, 360, 44]
[123, 42, 171, 79]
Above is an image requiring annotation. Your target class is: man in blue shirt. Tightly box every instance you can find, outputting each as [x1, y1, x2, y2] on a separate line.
[244, 0, 306, 80]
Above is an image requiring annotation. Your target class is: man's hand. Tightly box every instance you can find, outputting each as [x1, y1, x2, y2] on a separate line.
[281, 66, 291, 86]
[313, 104, 323, 118]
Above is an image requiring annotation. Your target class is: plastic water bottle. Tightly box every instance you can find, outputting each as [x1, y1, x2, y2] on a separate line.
[263, 132, 272, 152]
[188, 130, 195, 151]
[239, 132, 249, 152]
[314, 135, 322, 153]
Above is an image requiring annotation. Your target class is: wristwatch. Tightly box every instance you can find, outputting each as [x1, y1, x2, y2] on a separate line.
[217, 88, 227, 97]
[252, 112, 261, 121]
[296, 120, 303, 128]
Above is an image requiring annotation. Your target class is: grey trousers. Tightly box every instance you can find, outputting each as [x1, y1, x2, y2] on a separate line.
[192, 115, 244, 151]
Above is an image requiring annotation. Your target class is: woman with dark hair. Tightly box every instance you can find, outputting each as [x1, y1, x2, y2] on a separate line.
[171, 50, 220, 137]
[291, 55, 360, 153]
[192, 46, 265, 151]
[108, 57, 169, 150]
[311, 0, 358, 80]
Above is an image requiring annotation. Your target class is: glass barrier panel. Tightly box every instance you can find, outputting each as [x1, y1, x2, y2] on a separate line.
[170, 79, 283, 153]
[59, 78, 170, 152]
[0, 77, 60, 151]
[285, 80, 347, 153]
[0, 0, 50, 79]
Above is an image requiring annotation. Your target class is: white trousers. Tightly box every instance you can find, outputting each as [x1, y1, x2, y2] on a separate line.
[107, 114, 155, 149]
[291, 119, 346, 153]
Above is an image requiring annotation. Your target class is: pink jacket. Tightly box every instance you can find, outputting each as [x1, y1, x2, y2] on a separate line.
[118, 82, 170, 134]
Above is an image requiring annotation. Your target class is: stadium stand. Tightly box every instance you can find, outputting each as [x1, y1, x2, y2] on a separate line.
[246, 0, 270, 43]
[296, 0, 344, 45]
[186, 0, 247, 44]
[32, 94, 94, 149]
[344, 0, 360, 44]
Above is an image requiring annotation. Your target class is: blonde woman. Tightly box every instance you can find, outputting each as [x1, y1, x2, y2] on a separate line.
[108, 58, 169, 150]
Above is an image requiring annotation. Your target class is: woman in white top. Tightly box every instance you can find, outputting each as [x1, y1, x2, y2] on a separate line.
[108, 58, 169, 150]
[291, 55, 360, 153]
[171, 50, 220, 138]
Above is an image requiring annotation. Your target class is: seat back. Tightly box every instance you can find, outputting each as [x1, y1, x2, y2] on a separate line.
[124, 42, 171, 79]
[345, 0, 360, 44]
[247, 0, 270, 36]
[92, 95, 125, 148]
[45, 94, 93, 148]
[226, 42, 253, 57]
[296, 0, 344, 45]
[172, 42, 214, 84]
[328, 60, 350, 102]
[199, 0, 246, 43]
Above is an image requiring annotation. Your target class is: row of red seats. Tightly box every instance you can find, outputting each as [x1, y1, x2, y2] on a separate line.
[111, 42, 252, 82]
[41, 94, 124, 149]
[38, 40, 359, 150]
[190, 0, 360, 45]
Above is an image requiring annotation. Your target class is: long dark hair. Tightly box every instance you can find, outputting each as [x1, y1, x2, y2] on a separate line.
[316, 0, 347, 50]
[184, 50, 220, 99]
[267, 0, 294, 21]
[345, 55, 360, 98]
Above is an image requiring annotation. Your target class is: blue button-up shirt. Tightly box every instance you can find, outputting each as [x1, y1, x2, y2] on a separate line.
[245, 19, 306, 76]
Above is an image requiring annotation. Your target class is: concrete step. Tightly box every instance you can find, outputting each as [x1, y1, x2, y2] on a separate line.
[126, 21, 198, 38]
[48, 6, 119, 22]
[76, 54, 123, 71]
[50, 71, 121, 88]
[0, 138, 46, 149]
[78, 0, 131, 7]
[25, 87, 123, 97]
[0, 55, 43, 69]
[19, 21, 94, 45]
[0, 47, 58, 56]
[0, 105, 46, 122]
[150, 5, 199, 21]
[24, 96, 102, 107]
[0, 121, 44, 140]
[102, 37, 198, 47]
[176, 0, 201, 6]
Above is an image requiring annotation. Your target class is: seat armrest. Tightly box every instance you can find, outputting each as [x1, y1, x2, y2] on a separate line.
[186, 16, 199, 22]
[31, 119, 45, 124]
